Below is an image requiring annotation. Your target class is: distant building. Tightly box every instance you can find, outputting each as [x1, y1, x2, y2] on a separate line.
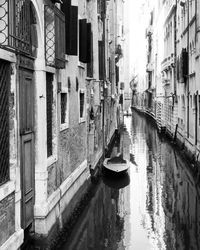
[0, 0, 123, 249]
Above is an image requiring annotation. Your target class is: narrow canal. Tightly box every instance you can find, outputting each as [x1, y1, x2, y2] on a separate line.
[43, 111, 200, 250]
[57, 110, 200, 250]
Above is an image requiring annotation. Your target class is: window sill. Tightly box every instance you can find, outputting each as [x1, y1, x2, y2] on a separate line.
[47, 155, 57, 167]
[79, 117, 86, 123]
[60, 123, 69, 131]
[46, 66, 56, 74]
[86, 77, 95, 81]
[78, 61, 85, 69]
[0, 180, 15, 201]
[65, 55, 69, 62]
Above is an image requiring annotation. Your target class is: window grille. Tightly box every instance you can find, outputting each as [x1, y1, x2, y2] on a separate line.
[80, 92, 84, 118]
[45, 5, 65, 68]
[61, 93, 67, 124]
[0, 60, 10, 185]
[46, 73, 53, 157]
[0, 0, 34, 54]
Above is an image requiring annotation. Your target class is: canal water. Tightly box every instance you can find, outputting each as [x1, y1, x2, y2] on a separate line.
[50, 111, 200, 249]
[57, 110, 200, 250]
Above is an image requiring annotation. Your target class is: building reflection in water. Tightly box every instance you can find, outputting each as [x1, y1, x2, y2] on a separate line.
[59, 110, 200, 250]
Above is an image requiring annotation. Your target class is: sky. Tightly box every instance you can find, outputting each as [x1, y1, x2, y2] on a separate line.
[125, 0, 151, 81]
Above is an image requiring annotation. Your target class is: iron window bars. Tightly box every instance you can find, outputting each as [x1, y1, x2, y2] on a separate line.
[45, 5, 65, 68]
[0, 60, 10, 186]
[0, 0, 34, 54]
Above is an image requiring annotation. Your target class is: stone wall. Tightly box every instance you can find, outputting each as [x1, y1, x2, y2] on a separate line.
[0, 193, 15, 246]
[47, 122, 87, 197]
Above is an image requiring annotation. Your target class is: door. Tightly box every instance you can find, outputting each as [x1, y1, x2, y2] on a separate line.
[19, 69, 35, 229]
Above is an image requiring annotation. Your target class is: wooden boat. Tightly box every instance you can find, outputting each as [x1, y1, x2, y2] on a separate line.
[103, 154, 129, 173]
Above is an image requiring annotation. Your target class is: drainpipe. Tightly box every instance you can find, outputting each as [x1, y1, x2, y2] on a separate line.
[173, 0, 178, 137]
[187, 0, 189, 138]
[174, 0, 177, 97]
[102, 0, 106, 160]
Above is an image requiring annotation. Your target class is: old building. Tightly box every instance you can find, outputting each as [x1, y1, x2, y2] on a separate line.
[176, 0, 199, 157]
[0, 0, 122, 249]
[133, 0, 200, 165]
[161, 0, 177, 135]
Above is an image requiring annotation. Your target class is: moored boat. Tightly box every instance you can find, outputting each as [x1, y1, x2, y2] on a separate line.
[103, 154, 129, 173]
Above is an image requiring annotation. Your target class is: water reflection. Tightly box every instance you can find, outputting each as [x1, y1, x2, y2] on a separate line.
[59, 110, 200, 250]
[102, 172, 130, 189]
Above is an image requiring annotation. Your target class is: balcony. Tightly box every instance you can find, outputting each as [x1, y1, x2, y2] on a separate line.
[0, 0, 34, 55]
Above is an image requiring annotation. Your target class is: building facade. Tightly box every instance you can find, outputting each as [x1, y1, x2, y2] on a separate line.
[0, 0, 123, 249]
[133, 0, 200, 164]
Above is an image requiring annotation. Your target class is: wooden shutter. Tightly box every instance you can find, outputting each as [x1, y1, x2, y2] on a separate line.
[79, 19, 87, 63]
[69, 6, 78, 55]
[98, 41, 103, 80]
[61, 0, 71, 54]
[87, 30, 93, 77]
[87, 23, 91, 63]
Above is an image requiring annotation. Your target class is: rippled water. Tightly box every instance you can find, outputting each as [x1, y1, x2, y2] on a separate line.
[59, 110, 200, 250]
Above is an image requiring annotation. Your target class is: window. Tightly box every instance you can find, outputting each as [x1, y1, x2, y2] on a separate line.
[60, 88, 69, 131]
[61, 93, 67, 124]
[98, 41, 104, 80]
[61, 2, 78, 55]
[46, 73, 53, 157]
[45, 5, 65, 68]
[79, 90, 85, 122]
[87, 24, 93, 78]
[0, 60, 10, 185]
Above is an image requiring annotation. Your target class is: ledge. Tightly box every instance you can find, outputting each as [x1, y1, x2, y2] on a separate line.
[34, 160, 88, 218]
[0, 180, 15, 201]
[0, 48, 16, 63]
[78, 61, 85, 69]
[1, 229, 24, 250]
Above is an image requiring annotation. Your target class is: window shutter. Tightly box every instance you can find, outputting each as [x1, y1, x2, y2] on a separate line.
[98, 41, 104, 80]
[79, 19, 87, 63]
[70, 6, 78, 55]
[87, 23, 91, 63]
[61, 0, 71, 54]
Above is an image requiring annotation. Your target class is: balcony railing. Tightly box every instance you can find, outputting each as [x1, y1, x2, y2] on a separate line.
[45, 5, 65, 69]
[0, 0, 33, 54]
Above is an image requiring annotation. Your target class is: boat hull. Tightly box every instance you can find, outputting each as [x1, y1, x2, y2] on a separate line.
[103, 158, 129, 173]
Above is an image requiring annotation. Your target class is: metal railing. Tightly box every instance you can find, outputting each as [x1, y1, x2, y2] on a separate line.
[0, 0, 32, 54]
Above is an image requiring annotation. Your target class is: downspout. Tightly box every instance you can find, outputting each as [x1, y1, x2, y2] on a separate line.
[102, 0, 106, 160]
[174, 0, 177, 97]
[173, 0, 178, 140]
[187, 0, 190, 138]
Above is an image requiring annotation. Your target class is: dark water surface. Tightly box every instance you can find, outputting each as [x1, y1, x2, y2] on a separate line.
[59, 111, 200, 250]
